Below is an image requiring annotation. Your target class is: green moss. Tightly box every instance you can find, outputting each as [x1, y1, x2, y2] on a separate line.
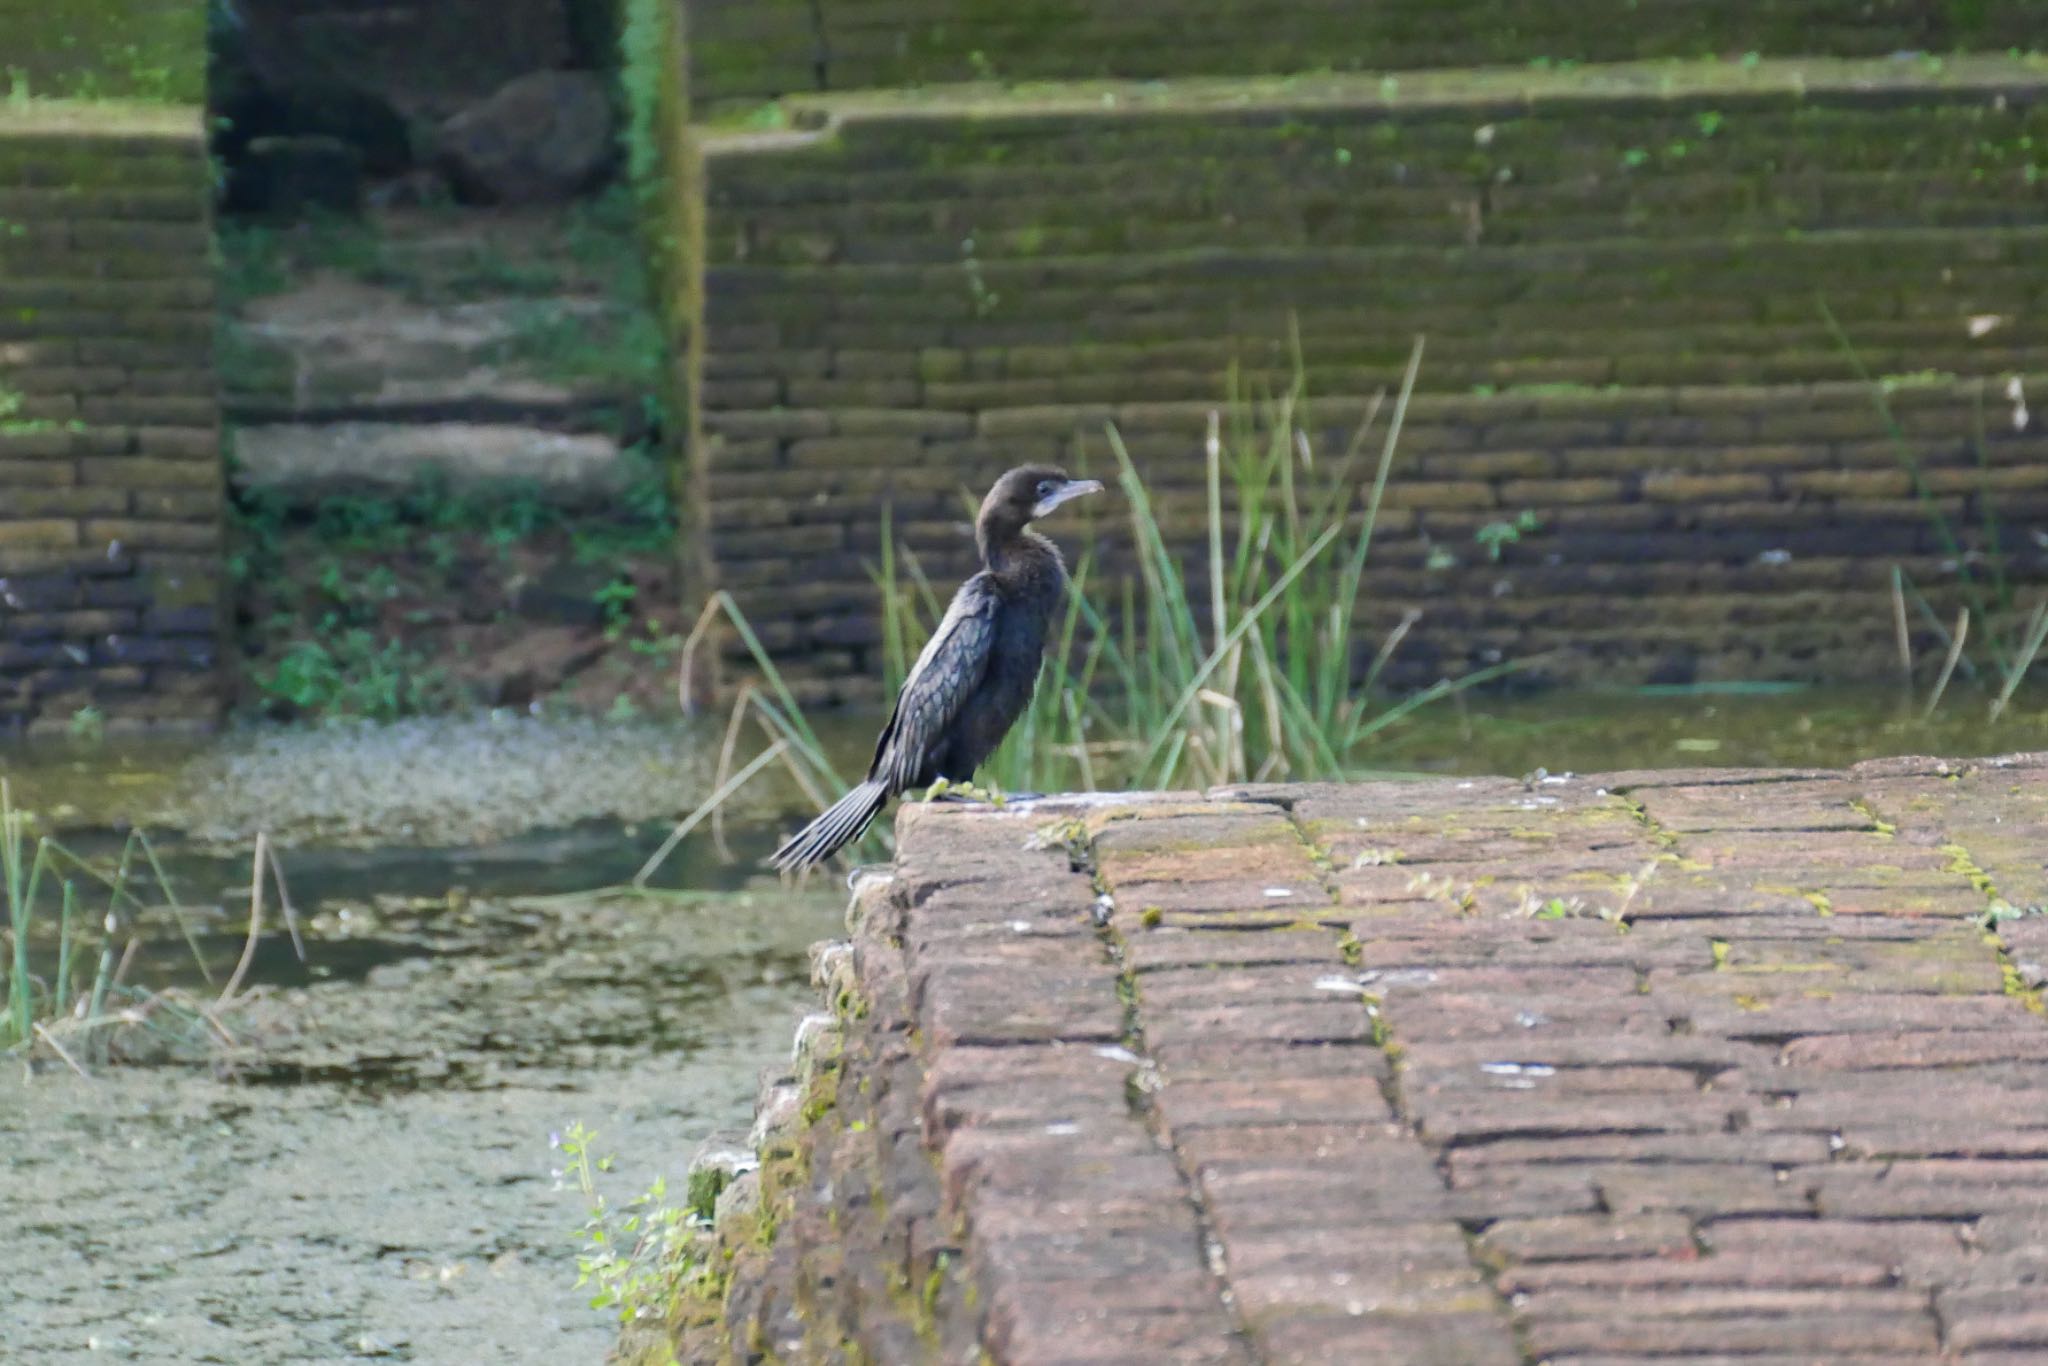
[686, 1166, 732, 1222]
[2, 0, 204, 105]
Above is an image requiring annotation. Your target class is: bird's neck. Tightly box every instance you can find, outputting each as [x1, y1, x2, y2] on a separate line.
[978, 525, 1059, 581]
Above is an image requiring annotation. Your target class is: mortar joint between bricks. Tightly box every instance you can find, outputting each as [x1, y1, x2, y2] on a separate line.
[1078, 820, 1259, 1358]
[1280, 805, 1342, 904]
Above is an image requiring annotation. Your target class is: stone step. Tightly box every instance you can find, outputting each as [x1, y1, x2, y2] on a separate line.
[699, 370, 2048, 431]
[220, 276, 638, 422]
[230, 421, 628, 500]
[697, 54, 2048, 141]
[688, 7, 2042, 108]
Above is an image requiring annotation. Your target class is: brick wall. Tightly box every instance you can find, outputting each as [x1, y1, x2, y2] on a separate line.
[0, 106, 224, 736]
[687, 0, 2042, 106]
[693, 60, 2048, 700]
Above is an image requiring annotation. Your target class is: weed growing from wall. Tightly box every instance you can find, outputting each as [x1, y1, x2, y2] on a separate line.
[554, 1122, 702, 1343]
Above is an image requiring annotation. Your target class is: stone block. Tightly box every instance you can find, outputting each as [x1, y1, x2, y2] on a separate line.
[1640, 471, 1778, 502]
[81, 520, 219, 553]
[1480, 1213, 1695, 1265]
[134, 426, 219, 460]
[0, 460, 77, 487]
[0, 520, 80, 549]
[77, 458, 217, 488]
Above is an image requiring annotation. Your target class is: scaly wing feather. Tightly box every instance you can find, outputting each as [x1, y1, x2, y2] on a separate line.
[870, 575, 1000, 793]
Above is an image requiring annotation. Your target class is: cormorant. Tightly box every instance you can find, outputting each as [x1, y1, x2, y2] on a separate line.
[769, 465, 1104, 871]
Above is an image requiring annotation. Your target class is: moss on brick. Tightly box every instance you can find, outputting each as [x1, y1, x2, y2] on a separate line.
[0, 0, 205, 105]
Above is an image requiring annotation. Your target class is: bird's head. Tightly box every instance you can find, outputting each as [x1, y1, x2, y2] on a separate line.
[979, 466, 1104, 542]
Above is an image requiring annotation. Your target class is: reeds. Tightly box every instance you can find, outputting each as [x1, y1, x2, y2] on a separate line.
[1827, 305, 2047, 721]
[645, 340, 1518, 876]
[0, 779, 296, 1071]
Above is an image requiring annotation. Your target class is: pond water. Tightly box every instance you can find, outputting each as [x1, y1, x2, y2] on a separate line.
[1, 684, 2042, 1364]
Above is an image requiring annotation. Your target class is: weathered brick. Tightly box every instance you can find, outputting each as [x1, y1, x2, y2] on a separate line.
[0, 429, 76, 460]
[1498, 477, 1626, 505]
[1782, 468, 1916, 499]
[141, 605, 217, 636]
[1522, 1309, 1938, 1358]
[1480, 1213, 1694, 1264]
[4, 609, 135, 638]
[80, 394, 213, 426]
[0, 460, 77, 487]
[1641, 471, 1776, 502]
[3, 487, 127, 516]
[76, 457, 215, 488]
[80, 520, 220, 552]
[1380, 479, 1495, 511]
[125, 490, 220, 521]
[133, 425, 218, 459]
[0, 520, 80, 549]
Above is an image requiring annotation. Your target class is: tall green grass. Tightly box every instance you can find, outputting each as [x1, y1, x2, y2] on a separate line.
[643, 340, 1517, 878]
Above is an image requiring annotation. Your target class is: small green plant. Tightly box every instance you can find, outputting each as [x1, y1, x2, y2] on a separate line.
[257, 629, 445, 721]
[685, 1164, 732, 1222]
[1982, 899, 2048, 928]
[228, 450, 677, 722]
[1475, 510, 1541, 562]
[65, 706, 105, 744]
[493, 300, 667, 390]
[0, 387, 86, 437]
[960, 236, 1000, 317]
[555, 1122, 700, 1340]
[627, 620, 683, 661]
[594, 576, 638, 640]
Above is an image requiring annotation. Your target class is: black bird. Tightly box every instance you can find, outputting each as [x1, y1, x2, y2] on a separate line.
[769, 465, 1104, 871]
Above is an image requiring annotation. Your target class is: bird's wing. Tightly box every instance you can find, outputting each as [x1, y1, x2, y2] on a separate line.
[869, 574, 1001, 792]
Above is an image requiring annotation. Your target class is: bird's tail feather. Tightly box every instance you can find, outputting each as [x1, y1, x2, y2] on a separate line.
[769, 782, 889, 872]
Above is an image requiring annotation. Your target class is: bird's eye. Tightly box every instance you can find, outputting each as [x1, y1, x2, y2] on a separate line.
[1035, 479, 1057, 498]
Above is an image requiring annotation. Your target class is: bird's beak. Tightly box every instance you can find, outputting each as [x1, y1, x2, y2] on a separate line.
[1032, 478, 1104, 519]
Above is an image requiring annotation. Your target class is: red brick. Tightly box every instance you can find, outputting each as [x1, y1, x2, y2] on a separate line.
[1480, 1213, 1695, 1264]
[1523, 1309, 1938, 1358]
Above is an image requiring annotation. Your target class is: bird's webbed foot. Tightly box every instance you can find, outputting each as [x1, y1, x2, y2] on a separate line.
[922, 778, 1004, 806]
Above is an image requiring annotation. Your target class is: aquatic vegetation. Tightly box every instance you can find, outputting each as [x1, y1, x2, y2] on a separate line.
[0, 781, 292, 1069]
[653, 340, 1517, 874]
